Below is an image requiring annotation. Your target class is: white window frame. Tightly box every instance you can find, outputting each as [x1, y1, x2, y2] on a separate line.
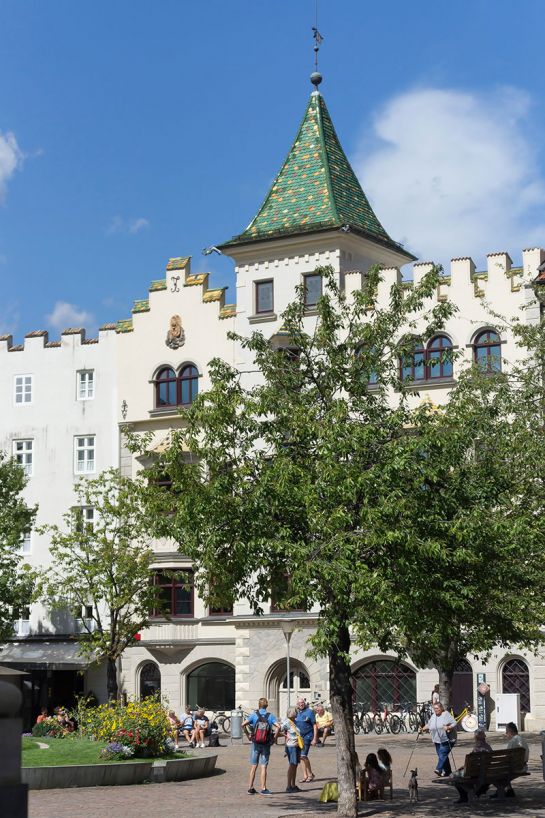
[14, 374, 33, 405]
[13, 439, 33, 477]
[74, 435, 96, 475]
[20, 531, 32, 555]
[77, 370, 95, 401]
[13, 605, 30, 637]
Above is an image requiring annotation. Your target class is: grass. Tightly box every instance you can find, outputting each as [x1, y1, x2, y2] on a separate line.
[22, 737, 189, 768]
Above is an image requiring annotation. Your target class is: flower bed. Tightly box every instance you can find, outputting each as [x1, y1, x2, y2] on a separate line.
[78, 696, 173, 758]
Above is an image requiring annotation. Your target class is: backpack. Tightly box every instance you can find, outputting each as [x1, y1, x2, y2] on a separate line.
[253, 711, 272, 745]
[208, 732, 220, 747]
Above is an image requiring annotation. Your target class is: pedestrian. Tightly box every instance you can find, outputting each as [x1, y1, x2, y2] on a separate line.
[241, 697, 279, 796]
[281, 706, 302, 793]
[489, 722, 529, 798]
[420, 701, 457, 776]
[431, 684, 440, 705]
[295, 697, 317, 783]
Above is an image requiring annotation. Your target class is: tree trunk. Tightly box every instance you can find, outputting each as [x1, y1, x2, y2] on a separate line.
[329, 623, 357, 818]
[107, 656, 118, 700]
[437, 657, 455, 711]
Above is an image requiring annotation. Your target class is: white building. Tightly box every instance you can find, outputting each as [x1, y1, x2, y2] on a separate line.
[1, 77, 544, 731]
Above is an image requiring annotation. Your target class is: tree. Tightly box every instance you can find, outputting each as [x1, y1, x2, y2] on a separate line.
[381, 362, 545, 709]
[39, 468, 161, 700]
[0, 450, 36, 641]
[136, 265, 453, 818]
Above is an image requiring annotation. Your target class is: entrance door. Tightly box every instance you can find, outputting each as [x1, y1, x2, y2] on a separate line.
[278, 663, 311, 714]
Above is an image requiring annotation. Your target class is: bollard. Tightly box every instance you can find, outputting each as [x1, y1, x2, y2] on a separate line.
[0, 680, 28, 818]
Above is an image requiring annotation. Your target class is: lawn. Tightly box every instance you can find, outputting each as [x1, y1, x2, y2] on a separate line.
[22, 737, 188, 767]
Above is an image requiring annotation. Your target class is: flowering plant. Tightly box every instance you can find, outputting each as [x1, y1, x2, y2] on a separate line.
[78, 695, 172, 757]
[31, 718, 68, 738]
[100, 741, 135, 760]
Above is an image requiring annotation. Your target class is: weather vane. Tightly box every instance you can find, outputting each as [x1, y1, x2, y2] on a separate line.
[311, 0, 324, 89]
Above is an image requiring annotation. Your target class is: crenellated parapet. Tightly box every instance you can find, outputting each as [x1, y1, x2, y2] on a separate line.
[0, 325, 117, 353]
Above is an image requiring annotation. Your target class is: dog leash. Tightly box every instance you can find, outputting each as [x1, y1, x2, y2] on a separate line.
[403, 730, 420, 777]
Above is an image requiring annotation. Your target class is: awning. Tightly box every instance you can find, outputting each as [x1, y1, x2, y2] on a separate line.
[0, 642, 92, 670]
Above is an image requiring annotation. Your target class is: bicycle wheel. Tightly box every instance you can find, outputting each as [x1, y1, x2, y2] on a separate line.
[389, 714, 401, 734]
[373, 714, 383, 734]
[353, 714, 361, 735]
[362, 713, 373, 734]
[222, 717, 231, 734]
[408, 712, 419, 732]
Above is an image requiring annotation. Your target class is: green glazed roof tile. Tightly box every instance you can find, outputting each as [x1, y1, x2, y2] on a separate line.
[219, 92, 413, 259]
[149, 279, 167, 292]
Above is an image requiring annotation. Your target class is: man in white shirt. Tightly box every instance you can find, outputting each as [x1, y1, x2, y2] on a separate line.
[490, 721, 530, 798]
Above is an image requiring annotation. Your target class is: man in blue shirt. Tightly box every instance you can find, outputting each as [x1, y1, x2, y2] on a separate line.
[242, 697, 279, 795]
[295, 697, 318, 783]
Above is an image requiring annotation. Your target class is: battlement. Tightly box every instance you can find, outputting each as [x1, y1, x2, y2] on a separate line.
[0, 325, 116, 353]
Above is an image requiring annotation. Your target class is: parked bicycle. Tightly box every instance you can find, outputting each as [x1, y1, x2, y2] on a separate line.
[352, 702, 373, 735]
[210, 710, 231, 734]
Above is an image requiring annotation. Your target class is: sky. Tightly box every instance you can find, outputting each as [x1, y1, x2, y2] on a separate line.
[1, 0, 544, 341]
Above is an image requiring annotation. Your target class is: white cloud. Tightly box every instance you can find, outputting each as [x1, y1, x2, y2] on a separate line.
[0, 131, 24, 203]
[106, 215, 150, 235]
[355, 87, 545, 268]
[45, 301, 95, 332]
[0, 300, 20, 336]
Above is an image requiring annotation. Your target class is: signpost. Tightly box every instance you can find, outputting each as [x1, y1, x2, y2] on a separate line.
[476, 673, 489, 729]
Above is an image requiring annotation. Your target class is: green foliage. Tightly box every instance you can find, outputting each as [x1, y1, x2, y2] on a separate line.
[0, 450, 37, 640]
[31, 718, 67, 738]
[38, 468, 161, 698]
[77, 696, 173, 757]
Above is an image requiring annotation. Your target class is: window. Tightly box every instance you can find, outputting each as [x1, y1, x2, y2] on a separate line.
[77, 370, 95, 400]
[81, 604, 93, 619]
[355, 345, 379, 385]
[14, 374, 32, 405]
[13, 606, 30, 637]
[270, 572, 307, 613]
[303, 273, 322, 309]
[400, 336, 453, 383]
[187, 662, 235, 710]
[73, 506, 95, 532]
[20, 531, 31, 555]
[154, 365, 199, 408]
[13, 440, 33, 476]
[502, 658, 530, 713]
[282, 670, 311, 690]
[74, 436, 95, 474]
[473, 330, 502, 373]
[255, 279, 274, 314]
[353, 659, 416, 711]
[140, 662, 161, 699]
[153, 570, 194, 617]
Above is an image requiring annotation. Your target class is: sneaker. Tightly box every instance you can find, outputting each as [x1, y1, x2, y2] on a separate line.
[434, 770, 441, 777]
[200, 742, 205, 748]
[291, 785, 301, 792]
[260, 789, 271, 795]
[248, 787, 257, 795]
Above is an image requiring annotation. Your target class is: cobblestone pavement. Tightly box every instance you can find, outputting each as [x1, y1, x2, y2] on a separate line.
[28, 732, 545, 818]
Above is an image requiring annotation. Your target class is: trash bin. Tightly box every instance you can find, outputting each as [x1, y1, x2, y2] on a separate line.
[230, 709, 243, 741]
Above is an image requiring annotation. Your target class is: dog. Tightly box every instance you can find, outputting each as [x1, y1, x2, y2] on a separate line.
[408, 768, 419, 802]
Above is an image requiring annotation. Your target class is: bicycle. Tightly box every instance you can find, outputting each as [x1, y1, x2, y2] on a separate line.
[352, 702, 373, 735]
[371, 703, 402, 735]
[210, 710, 231, 734]
[449, 701, 476, 730]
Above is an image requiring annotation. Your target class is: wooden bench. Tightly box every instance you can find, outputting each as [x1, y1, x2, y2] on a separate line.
[444, 747, 528, 802]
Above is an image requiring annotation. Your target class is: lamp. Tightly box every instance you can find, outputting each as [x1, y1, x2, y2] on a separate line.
[280, 620, 297, 709]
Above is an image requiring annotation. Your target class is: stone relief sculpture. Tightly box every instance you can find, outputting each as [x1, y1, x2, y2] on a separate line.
[166, 314, 185, 349]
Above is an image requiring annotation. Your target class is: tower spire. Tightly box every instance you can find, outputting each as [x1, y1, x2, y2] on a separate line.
[311, 1, 323, 90]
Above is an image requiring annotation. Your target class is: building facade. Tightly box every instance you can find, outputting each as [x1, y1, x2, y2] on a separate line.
[1, 81, 544, 730]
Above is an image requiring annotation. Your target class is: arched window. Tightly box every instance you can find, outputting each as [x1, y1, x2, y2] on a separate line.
[353, 659, 416, 711]
[154, 365, 199, 408]
[187, 662, 235, 711]
[179, 365, 199, 405]
[428, 335, 453, 379]
[140, 662, 161, 699]
[502, 658, 530, 713]
[155, 367, 177, 407]
[473, 330, 502, 373]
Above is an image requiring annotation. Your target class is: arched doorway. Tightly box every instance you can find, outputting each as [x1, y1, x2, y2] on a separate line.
[186, 662, 235, 711]
[502, 658, 530, 714]
[279, 661, 311, 714]
[352, 659, 416, 710]
[139, 662, 161, 699]
[452, 658, 473, 713]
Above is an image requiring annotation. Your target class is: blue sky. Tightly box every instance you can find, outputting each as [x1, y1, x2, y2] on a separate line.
[1, 0, 544, 340]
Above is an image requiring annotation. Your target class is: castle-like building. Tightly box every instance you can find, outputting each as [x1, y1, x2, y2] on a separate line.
[1, 77, 544, 730]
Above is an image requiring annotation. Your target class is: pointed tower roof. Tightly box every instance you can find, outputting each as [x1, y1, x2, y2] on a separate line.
[219, 91, 414, 260]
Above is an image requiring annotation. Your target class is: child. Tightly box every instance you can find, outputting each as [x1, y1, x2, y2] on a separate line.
[377, 747, 392, 779]
[281, 707, 302, 793]
[167, 710, 181, 747]
[364, 752, 383, 798]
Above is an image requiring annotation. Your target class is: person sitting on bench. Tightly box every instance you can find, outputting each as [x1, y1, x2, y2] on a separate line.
[490, 722, 529, 799]
[451, 730, 492, 804]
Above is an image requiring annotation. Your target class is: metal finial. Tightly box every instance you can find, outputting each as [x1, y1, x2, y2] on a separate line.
[311, 0, 324, 89]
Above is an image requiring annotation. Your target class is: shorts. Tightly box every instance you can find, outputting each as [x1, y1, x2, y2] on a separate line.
[301, 736, 312, 758]
[285, 745, 301, 765]
[250, 742, 271, 766]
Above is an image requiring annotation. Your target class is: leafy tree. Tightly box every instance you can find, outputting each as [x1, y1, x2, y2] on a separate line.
[382, 363, 545, 709]
[39, 468, 161, 700]
[0, 451, 36, 640]
[136, 265, 453, 818]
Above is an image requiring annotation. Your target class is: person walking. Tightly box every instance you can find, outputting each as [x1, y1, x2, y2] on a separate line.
[295, 697, 317, 783]
[420, 701, 456, 776]
[242, 697, 279, 796]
